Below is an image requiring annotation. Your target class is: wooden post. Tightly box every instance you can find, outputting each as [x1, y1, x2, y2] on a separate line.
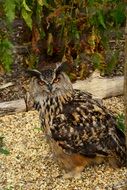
[124, 7, 127, 145]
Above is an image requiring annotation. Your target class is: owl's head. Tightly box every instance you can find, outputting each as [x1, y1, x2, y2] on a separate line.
[28, 63, 73, 105]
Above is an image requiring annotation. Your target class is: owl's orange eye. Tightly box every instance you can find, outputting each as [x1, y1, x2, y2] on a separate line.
[54, 79, 59, 83]
[53, 77, 60, 83]
[38, 80, 45, 85]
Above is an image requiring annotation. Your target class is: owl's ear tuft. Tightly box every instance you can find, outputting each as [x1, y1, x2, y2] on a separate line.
[55, 62, 68, 76]
[27, 69, 41, 78]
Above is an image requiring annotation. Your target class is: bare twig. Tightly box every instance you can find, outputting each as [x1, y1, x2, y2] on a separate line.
[0, 82, 14, 90]
[112, 181, 127, 190]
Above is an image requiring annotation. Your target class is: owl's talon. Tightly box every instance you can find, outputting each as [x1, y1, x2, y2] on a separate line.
[63, 171, 82, 179]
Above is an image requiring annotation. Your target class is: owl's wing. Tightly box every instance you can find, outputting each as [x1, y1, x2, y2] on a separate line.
[51, 90, 126, 166]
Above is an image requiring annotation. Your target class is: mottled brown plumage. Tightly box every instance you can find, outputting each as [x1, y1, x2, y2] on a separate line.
[28, 63, 127, 178]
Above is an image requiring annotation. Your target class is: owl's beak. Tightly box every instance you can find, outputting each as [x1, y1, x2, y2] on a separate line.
[47, 84, 52, 92]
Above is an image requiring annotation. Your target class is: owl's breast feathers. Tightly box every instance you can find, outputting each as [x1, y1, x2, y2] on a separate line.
[50, 90, 126, 166]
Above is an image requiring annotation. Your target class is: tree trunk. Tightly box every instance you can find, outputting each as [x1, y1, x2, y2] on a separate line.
[73, 72, 123, 99]
[0, 99, 27, 116]
[124, 8, 127, 146]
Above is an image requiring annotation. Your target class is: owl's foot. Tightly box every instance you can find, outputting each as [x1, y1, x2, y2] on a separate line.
[63, 166, 84, 179]
[63, 172, 81, 179]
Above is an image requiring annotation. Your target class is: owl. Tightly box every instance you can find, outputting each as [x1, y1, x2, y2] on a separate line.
[28, 63, 127, 178]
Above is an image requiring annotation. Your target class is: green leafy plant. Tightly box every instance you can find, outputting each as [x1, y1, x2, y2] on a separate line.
[0, 0, 127, 74]
[21, 0, 33, 29]
[4, 186, 14, 190]
[0, 0, 23, 71]
[116, 113, 125, 132]
[0, 39, 13, 71]
[0, 136, 10, 155]
[4, 0, 16, 23]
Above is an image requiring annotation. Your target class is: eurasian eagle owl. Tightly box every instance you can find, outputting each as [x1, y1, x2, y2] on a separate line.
[28, 63, 127, 178]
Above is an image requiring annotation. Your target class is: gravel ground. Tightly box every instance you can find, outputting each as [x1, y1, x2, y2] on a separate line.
[103, 96, 124, 115]
[0, 97, 127, 190]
